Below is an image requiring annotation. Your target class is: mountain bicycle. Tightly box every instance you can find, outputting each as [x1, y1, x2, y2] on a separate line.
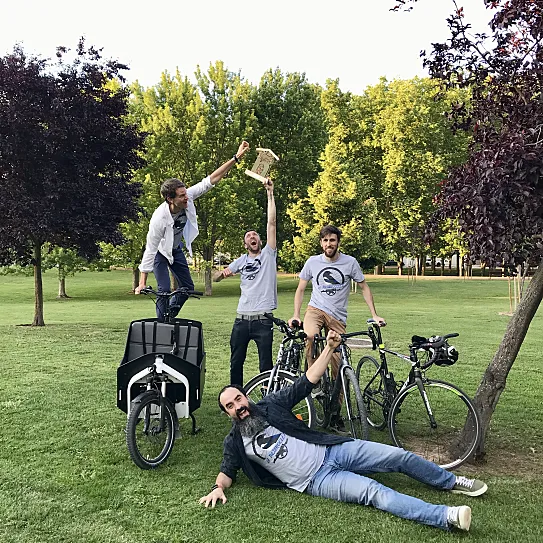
[117, 286, 205, 469]
[243, 314, 315, 427]
[356, 320, 481, 469]
[311, 329, 371, 440]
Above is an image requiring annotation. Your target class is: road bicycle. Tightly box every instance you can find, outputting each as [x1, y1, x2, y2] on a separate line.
[117, 286, 205, 469]
[243, 314, 315, 427]
[311, 329, 371, 440]
[357, 320, 481, 469]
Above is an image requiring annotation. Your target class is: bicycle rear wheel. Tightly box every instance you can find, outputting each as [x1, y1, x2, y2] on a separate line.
[388, 379, 481, 470]
[312, 372, 331, 428]
[126, 390, 175, 469]
[343, 367, 369, 440]
[244, 370, 315, 428]
[356, 355, 387, 430]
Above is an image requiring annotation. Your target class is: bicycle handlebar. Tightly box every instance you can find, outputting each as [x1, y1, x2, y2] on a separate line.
[264, 313, 306, 340]
[141, 286, 203, 298]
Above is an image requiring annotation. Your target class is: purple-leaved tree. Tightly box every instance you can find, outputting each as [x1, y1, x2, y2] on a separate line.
[393, 0, 543, 459]
[0, 39, 144, 325]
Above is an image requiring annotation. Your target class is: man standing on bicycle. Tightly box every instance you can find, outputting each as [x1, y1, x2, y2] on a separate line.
[200, 329, 487, 532]
[288, 225, 386, 432]
[213, 177, 277, 385]
[135, 141, 250, 321]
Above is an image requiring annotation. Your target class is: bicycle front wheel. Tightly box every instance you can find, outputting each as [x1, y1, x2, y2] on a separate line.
[126, 391, 175, 470]
[388, 379, 481, 470]
[356, 355, 387, 430]
[244, 370, 315, 428]
[343, 367, 369, 440]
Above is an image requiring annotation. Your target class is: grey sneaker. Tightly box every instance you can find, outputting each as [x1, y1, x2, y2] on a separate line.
[451, 476, 488, 497]
[447, 505, 471, 531]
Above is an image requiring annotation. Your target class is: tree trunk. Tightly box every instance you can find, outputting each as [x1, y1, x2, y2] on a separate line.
[57, 277, 69, 299]
[471, 260, 543, 460]
[32, 240, 45, 326]
[202, 245, 213, 296]
[132, 267, 140, 292]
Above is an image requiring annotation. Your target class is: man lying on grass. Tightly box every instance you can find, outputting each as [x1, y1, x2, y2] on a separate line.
[200, 330, 488, 532]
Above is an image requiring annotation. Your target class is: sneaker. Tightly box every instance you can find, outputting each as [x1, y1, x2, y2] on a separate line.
[329, 415, 349, 436]
[311, 382, 323, 398]
[447, 505, 471, 531]
[451, 476, 488, 497]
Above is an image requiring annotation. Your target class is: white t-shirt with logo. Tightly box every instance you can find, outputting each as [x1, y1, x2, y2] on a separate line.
[171, 209, 187, 251]
[299, 253, 365, 324]
[228, 244, 277, 313]
[242, 425, 326, 492]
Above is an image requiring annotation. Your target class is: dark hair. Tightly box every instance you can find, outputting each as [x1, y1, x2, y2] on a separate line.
[217, 384, 247, 412]
[160, 178, 186, 201]
[319, 224, 342, 242]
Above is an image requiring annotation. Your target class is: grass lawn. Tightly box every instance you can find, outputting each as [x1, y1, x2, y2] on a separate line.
[1, 270, 542, 542]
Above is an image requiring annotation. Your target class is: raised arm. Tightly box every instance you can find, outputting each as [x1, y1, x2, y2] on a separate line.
[209, 141, 250, 185]
[288, 278, 308, 327]
[357, 281, 386, 326]
[199, 472, 233, 508]
[265, 179, 276, 250]
[306, 330, 342, 384]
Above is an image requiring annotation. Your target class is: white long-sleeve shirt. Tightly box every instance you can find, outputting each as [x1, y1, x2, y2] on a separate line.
[139, 176, 213, 272]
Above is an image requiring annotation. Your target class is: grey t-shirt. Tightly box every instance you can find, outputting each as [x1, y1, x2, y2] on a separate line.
[171, 209, 187, 250]
[242, 425, 326, 492]
[299, 253, 365, 324]
[229, 244, 277, 313]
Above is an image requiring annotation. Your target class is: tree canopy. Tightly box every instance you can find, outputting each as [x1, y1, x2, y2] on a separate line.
[0, 40, 144, 324]
[393, 0, 543, 458]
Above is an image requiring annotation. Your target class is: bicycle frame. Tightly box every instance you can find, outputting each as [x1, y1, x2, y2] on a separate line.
[364, 321, 454, 429]
[262, 319, 306, 392]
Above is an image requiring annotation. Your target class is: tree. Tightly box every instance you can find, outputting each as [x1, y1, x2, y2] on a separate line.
[285, 80, 386, 270]
[42, 245, 89, 298]
[0, 40, 143, 325]
[394, 0, 543, 457]
[251, 70, 328, 253]
[369, 78, 469, 273]
[129, 63, 257, 295]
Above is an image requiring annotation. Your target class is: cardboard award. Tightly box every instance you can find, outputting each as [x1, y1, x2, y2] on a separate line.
[245, 148, 279, 183]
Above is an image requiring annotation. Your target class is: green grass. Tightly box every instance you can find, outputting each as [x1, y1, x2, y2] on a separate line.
[1, 270, 542, 542]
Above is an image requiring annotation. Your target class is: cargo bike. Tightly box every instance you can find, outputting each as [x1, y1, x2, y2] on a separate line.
[117, 287, 205, 469]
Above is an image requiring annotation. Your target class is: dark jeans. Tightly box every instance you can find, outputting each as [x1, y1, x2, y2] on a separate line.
[153, 247, 194, 322]
[230, 317, 273, 385]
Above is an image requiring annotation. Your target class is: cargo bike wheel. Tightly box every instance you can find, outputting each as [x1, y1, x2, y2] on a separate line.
[126, 390, 176, 469]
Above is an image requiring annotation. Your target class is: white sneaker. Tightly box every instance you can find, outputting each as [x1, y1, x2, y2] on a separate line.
[447, 505, 471, 531]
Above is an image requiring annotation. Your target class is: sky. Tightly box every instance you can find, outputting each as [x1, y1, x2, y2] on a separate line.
[1, 0, 494, 95]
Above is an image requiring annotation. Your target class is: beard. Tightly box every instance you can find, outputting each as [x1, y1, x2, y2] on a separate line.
[324, 247, 338, 258]
[233, 401, 269, 438]
[247, 241, 262, 256]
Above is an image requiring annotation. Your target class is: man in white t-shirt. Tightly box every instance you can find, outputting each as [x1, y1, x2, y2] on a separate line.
[289, 225, 386, 431]
[135, 141, 250, 321]
[213, 178, 277, 385]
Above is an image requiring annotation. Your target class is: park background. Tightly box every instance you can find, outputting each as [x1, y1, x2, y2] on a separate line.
[2, 0, 543, 541]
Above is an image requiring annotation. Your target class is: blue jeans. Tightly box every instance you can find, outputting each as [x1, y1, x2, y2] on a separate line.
[306, 440, 455, 530]
[230, 317, 274, 385]
[153, 247, 194, 322]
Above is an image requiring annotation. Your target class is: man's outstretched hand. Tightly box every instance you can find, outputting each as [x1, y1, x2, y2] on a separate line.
[199, 488, 227, 509]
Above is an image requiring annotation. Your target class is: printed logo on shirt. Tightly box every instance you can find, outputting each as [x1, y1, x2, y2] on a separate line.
[241, 258, 262, 281]
[252, 431, 289, 463]
[315, 267, 346, 297]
